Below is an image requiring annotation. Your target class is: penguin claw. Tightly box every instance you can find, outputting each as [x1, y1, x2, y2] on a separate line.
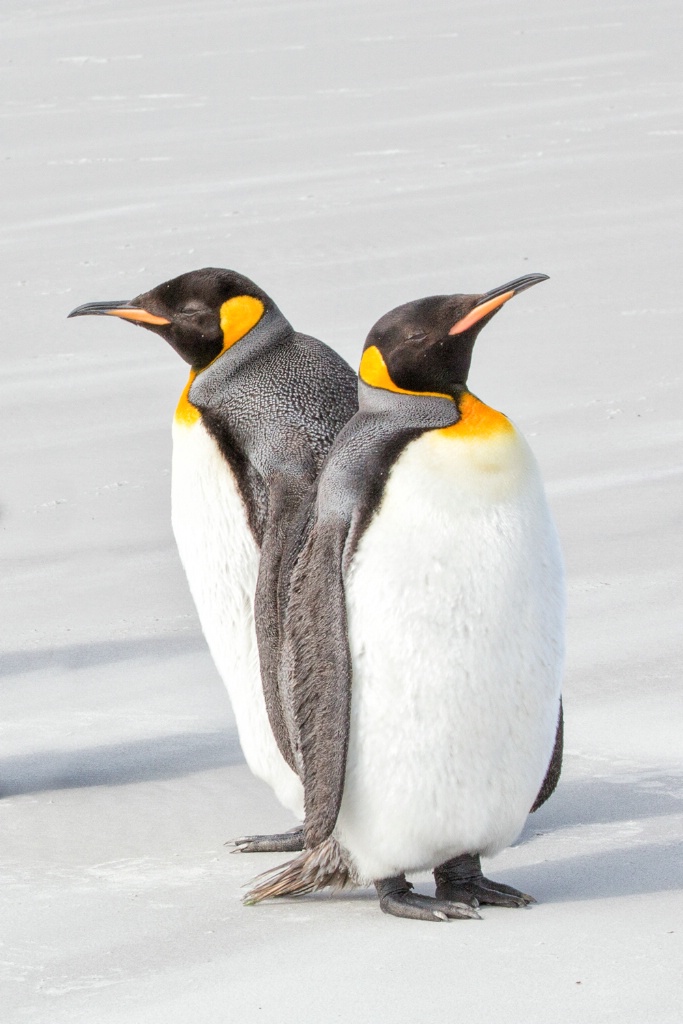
[375, 875, 481, 922]
[227, 827, 305, 854]
[439, 880, 535, 908]
[434, 853, 536, 908]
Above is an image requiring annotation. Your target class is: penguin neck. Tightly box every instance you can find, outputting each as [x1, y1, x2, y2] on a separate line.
[357, 379, 458, 431]
[441, 388, 514, 440]
[174, 305, 293, 428]
[356, 380, 513, 441]
[175, 370, 201, 427]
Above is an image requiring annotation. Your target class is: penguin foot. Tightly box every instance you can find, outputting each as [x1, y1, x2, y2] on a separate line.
[375, 875, 481, 922]
[228, 826, 304, 854]
[434, 853, 536, 908]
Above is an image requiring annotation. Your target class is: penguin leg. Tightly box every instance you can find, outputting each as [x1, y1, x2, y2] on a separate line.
[228, 826, 304, 854]
[433, 853, 535, 908]
[375, 875, 481, 922]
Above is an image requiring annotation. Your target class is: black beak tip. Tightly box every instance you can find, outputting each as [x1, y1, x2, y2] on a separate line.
[67, 300, 132, 319]
[477, 272, 550, 307]
[510, 272, 550, 294]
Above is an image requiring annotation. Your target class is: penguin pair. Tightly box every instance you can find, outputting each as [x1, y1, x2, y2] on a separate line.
[70, 268, 564, 922]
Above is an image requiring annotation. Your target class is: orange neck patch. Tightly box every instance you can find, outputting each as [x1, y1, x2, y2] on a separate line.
[359, 345, 452, 401]
[174, 294, 265, 427]
[440, 391, 513, 440]
[175, 370, 201, 427]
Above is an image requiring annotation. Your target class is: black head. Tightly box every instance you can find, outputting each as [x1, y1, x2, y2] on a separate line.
[68, 267, 274, 371]
[359, 273, 549, 399]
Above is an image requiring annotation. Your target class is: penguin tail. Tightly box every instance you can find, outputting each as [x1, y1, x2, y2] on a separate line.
[242, 836, 358, 904]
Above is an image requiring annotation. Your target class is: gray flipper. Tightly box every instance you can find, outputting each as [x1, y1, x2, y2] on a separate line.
[279, 505, 353, 848]
[253, 470, 313, 773]
[530, 699, 563, 812]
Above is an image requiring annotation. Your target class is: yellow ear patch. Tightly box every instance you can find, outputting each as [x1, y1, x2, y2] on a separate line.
[219, 295, 265, 350]
[439, 391, 514, 440]
[174, 294, 265, 428]
[359, 345, 452, 401]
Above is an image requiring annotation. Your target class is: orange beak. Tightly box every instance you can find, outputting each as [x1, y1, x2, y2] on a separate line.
[449, 273, 549, 335]
[67, 300, 170, 325]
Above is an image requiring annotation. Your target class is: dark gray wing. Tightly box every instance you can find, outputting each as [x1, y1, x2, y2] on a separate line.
[279, 499, 353, 848]
[253, 467, 313, 772]
[530, 700, 563, 812]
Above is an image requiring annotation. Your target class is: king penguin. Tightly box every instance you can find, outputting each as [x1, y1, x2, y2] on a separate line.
[68, 268, 358, 845]
[247, 273, 565, 920]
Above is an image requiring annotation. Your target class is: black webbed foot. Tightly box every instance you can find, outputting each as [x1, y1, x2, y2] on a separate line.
[434, 853, 535, 908]
[227, 826, 305, 854]
[375, 874, 481, 922]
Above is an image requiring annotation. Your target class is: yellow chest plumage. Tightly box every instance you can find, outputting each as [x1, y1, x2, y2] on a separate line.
[431, 392, 523, 484]
[441, 391, 514, 441]
[175, 371, 201, 427]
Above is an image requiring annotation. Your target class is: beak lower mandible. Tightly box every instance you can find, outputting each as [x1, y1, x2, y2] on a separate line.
[67, 300, 170, 325]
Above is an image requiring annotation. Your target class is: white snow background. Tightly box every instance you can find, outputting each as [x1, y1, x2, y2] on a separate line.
[2, 0, 682, 1021]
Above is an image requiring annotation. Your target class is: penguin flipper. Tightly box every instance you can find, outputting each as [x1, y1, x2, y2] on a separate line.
[279, 508, 353, 849]
[254, 470, 313, 773]
[531, 699, 564, 812]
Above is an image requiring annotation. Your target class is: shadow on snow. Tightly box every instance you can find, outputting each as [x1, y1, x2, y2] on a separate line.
[0, 730, 243, 797]
[0, 633, 206, 677]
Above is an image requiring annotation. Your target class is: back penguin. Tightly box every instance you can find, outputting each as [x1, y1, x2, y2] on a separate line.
[69, 267, 358, 847]
[247, 274, 565, 920]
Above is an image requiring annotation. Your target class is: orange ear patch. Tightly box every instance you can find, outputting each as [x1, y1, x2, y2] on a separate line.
[219, 295, 265, 350]
[359, 345, 451, 401]
[174, 295, 265, 427]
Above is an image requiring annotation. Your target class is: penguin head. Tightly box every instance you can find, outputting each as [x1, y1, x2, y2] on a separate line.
[359, 273, 548, 399]
[68, 267, 274, 371]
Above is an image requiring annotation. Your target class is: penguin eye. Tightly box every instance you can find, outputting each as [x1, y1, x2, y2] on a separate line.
[406, 332, 427, 342]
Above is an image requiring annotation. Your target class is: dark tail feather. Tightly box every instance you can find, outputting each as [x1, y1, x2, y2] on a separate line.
[243, 836, 358, 904]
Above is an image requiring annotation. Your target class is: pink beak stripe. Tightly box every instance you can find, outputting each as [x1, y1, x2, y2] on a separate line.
[448, 289, 515, 335]
[106, 308, 171, 326]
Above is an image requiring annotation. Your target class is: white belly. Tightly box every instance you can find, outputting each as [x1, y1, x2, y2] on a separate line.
[336, 424, 565, 881]
[171, 418, 303, 817]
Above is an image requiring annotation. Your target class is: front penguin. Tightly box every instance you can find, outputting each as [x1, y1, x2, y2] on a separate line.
[248, 273, 565, 921]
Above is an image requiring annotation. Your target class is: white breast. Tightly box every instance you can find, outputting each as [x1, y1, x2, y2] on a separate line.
[171, 418, 303, 818]
[336, 422, 565, 881]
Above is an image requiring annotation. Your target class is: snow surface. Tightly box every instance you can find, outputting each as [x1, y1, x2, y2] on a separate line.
[2, 0, 682, 1021]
